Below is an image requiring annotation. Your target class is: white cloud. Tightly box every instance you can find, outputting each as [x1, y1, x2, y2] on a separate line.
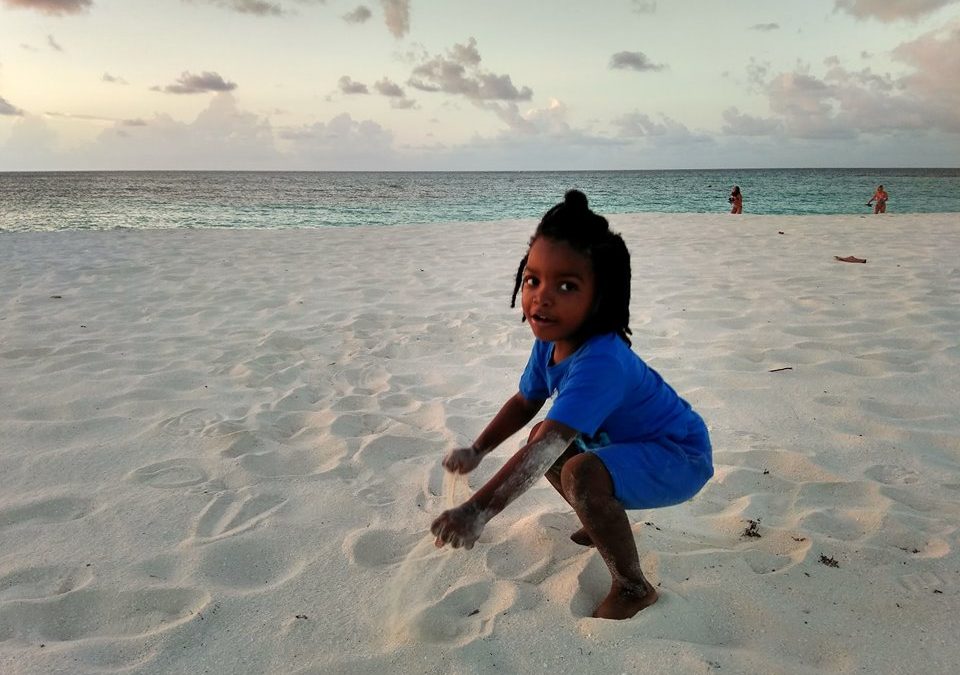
[1, 115, 59, 169]
[834, 0, 960, 22]
[88, 93, 279, 168]
[721, 107, 783, 136]
[744, 19, 960, 138]
[281, 112, 397, 168]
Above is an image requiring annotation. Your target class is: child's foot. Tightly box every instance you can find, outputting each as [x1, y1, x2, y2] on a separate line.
[592, 580, 658, 620]
[569, 527, 595, 547]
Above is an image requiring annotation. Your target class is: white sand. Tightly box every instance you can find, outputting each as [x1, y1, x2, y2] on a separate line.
[1, 213, 959, 674]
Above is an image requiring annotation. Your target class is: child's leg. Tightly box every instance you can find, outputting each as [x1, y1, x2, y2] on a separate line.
[560, 453, 658, 620]
[529, 423, 594, 544]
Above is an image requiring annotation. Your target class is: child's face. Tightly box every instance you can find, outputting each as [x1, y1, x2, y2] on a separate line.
[520, 237, 596, 346]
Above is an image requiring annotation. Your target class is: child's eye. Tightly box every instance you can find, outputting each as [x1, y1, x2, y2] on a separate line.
[559, 282, 578, 292]
[523, 276, 539, 288]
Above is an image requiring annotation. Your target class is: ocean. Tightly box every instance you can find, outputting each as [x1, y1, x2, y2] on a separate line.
[1, 168, 958, 232]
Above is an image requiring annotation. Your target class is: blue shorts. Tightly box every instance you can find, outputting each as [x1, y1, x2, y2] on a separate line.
[575, 416, 713, 510]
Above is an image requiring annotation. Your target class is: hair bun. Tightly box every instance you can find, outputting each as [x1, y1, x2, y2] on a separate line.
[563, 189, 589, 211]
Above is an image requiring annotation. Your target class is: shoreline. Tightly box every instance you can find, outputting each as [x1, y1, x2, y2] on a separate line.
[2, 213, 959, 673]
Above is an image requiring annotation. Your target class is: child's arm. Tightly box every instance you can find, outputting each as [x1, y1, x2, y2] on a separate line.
[443, 392, 545, 474]
[432, 419, 577, 549]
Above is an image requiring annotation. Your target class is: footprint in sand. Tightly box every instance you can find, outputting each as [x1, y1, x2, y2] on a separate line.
[196, 537, 304, 591]
[238, 449, 325, 478]
[348, 528, 520, 647]
[0, 496, 93, 531]
[897, 568, 954, 594]
[0, 565, 94, 602]
[128, 458, 209, 489]
[157, 408, 223, 436]
[865, 464, 920, 485]
[345, 528, 425, 568]
[0, 587, 209, 643]
[189, 490, 287, 544]
[400, 579, 517, 646]
[356, 485, 396, 508]
[484, 511, 583, 584]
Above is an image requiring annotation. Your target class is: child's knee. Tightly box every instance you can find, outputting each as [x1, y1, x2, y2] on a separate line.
[527, 421, 544, 443]
[560, 453, 613, 500]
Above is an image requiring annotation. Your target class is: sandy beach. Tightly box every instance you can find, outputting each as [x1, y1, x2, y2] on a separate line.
[1, 213, 959, 674]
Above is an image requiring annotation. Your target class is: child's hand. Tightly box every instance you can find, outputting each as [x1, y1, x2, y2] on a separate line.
[442, 446, 482, 474]
[431, 502, 487, 550]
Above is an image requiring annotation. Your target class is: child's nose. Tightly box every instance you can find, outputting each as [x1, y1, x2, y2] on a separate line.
[536, 287, 554, 305]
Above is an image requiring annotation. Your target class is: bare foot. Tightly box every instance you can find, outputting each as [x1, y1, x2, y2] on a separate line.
[592, 580, 659, 620]
[569, 527, 595, 547]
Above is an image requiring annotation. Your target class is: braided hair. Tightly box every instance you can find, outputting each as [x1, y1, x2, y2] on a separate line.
[510, 189, 633, 346]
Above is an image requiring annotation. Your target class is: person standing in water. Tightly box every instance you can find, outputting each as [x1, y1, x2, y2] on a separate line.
[867, 185, 888, 214]
[728, 186, 743, 214]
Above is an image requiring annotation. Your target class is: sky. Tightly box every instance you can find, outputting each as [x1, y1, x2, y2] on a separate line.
[1, 0, 959, 170]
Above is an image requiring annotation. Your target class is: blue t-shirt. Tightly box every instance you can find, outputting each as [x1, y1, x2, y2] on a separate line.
[519, 333, 699, 444]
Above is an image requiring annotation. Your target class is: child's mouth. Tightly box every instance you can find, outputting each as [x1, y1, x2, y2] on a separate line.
[530, 313, 556, 325]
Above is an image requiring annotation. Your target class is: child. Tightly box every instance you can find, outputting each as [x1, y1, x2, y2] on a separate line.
[867, 185, 888, 214]
[729, 185, 743, 214]
[430, 190, 713, 620]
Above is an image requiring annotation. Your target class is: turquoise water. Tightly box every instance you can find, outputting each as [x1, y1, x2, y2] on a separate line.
[1, 168, 958, 232]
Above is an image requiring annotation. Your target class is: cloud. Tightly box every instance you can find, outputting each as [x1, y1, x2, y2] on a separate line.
[482, 98, 578, 136]
[1, 0, 91, 14]
[891, 19, 960, 131]
[373, 77, 403, 97]
[408, 38, 533, 102]
[614, 111, 697, 139]
[727, 20, 960, 141]
[343, 5, 371, 23]
[155, 71, 238, 94]
[86, 93, 281, 169]
[373, 77, 416, 108]
[280, 112, 398, 168]
[721, 107, 783, 136]
[47, 35, 64, 51]
[749, 23, 780, 31]
[338, 75, 369, 94]
[2, 115, 59, 169]
[102, 72, 128, 85]
[834, 0, 959, 22]
[1, 95, 24, 116]
[188, 0, 283, 16]
[380, 0, 410, 37]
[186, 1, 333, 17]
[609, 51, 665, 72]
[631, 0, 656, 13]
